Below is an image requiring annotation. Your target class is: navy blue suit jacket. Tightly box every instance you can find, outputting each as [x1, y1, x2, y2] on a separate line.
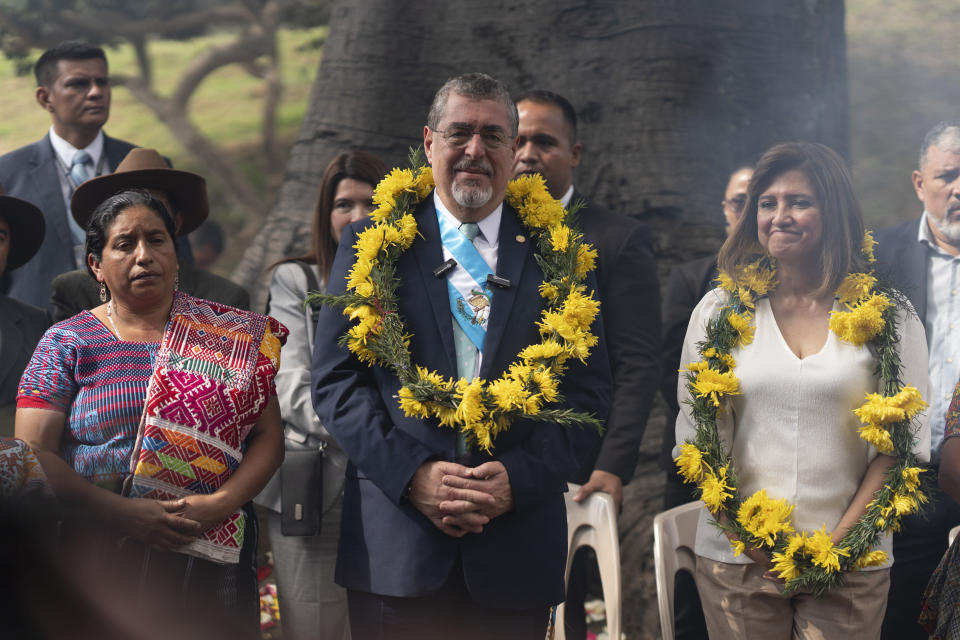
[311, 195, 612, 609]
[875, 218, 929, 325]
[0, 133, 137, 310]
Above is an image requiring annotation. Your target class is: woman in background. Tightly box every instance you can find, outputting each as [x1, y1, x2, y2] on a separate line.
[256, 151, 387, 640]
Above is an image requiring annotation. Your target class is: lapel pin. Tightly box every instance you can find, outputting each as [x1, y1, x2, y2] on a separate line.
[516, 234, 526, 243]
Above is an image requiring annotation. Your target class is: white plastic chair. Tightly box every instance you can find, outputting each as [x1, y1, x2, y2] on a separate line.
[554, 483, 621, 640]
[653, 501, 702, 640]
[949, 524, 960, 546]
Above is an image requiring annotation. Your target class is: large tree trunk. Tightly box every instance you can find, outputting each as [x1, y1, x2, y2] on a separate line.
[233, 2, 847, 637]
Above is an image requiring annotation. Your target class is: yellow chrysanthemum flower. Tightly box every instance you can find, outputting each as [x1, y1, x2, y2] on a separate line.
[737, 260, 778, 296]
[854, 393, 907, 426]
[574, 244, 598, 279]
[862, 230, 877, 263]
[674, 443, 706, 484]
[804, 527, 850, 573]
[731, 540, 745, 557]
[692, 368, 740, 407]
[700, 465, 733, 514]
[737, 489, 796, 547]
[455, 378, 486, 426]
[562, 289, 601, 331]
[835, 272, 877, 307]
[857, 424, 894, 453]
[856, 549, 888, 569]
[716, 271, 736, 293]
[398, 386, 430, 419]
[894, 385, 928, 419]
[413, 166, 434, 199]
[771, 551, 800, 581]
[416, 366, 454, 392]
[890, 491, 920, 516]
[396, 214, 419, 249]
[531, 367, 559, 403]
[519, 340, 567, 363]
[539, 281, 560, 301]
[829, 293, 891, 346]
[726, 311, 755, 346]
[549, 224, 571, 253]
[369, 204, 392, 223]
[902, 467, 925, 492]
[489, 376, 527, 412]
[738, 287, 755, 309]
[684, 360, 710, 373]
[373, 168, 415, 208]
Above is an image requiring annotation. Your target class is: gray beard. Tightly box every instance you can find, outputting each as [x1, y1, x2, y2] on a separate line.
[928, 210, 960, 244]
[452, 181, 492, 209]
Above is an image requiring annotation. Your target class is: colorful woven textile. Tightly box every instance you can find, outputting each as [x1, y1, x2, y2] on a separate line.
[0, 437, 49, 497]
[126, 292, 286, 564]
[944, 379, 960, 441]
[18, 312, 158, 493]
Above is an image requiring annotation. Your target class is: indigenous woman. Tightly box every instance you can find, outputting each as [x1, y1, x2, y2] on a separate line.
[675, 142, 930, 639]
[15, 189, 286, 634]
[255, 150, 386, 640]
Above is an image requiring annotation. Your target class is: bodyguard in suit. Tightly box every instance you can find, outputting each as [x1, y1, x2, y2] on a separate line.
[0, 41, 135, 310]
[512, 89, 660, 639]
[312, 73, 611, 639]
[50, 148, 250, 320]
[876, 121, 960, 639]
[0, 188, 50, 436]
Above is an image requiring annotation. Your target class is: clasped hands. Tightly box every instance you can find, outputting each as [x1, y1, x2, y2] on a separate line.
[118, 493, 229, 551]
[408, 460, 513, 538]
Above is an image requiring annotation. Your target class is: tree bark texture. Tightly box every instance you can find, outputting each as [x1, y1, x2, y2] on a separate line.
[234, 2, 848, 637]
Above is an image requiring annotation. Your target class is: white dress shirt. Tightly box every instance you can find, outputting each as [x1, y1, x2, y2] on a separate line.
[918, 211, 960, 460]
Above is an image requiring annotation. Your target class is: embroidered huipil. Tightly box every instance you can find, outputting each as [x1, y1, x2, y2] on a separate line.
[674, 289, 930, 568]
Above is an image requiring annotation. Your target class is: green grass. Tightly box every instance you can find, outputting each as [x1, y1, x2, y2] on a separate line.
[0, 26, 325, 157]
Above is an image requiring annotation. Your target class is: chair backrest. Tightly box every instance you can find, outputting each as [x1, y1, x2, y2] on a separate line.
[653, 501, 702, 640]
[950, 524, 960, 546]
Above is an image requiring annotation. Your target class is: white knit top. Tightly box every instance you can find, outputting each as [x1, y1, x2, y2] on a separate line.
[674, 288, 931, 567]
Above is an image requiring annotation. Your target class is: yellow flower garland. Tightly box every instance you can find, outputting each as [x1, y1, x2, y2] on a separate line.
[310, 149, 602, 453]
[676, 233, 930, 596]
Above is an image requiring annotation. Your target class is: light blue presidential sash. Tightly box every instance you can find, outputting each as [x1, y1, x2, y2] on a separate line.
[436, 210, 493, 352]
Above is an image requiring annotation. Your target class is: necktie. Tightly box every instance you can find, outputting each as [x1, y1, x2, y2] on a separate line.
[70, 149, 92, 187]
[67, 150, 93, 258]
[453, 222, 481, 456]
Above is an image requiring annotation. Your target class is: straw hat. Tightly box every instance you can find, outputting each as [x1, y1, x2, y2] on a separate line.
[70, 148, 209, 235]
[0, 185, 45, 272]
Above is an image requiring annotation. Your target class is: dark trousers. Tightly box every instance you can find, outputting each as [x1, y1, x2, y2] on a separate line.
[347, 560, 549, 640]
[882, 482, 960, 640]
[563, 546, 592, 639]
[663, 468, 709, 640]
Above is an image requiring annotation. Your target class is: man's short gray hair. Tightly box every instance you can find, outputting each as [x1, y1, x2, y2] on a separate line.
[919, 121, 960, 169]
[426, 72, 518, 136]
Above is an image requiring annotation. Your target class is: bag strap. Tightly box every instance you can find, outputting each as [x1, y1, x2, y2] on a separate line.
[296, 261, 322, 351]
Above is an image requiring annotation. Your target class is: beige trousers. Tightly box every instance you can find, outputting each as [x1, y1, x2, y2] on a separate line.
[695, 556, 890, 640]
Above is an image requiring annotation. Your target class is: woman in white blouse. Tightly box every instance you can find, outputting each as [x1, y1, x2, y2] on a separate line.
[256, 151, 386, 640]
[675, 142, 930, 639]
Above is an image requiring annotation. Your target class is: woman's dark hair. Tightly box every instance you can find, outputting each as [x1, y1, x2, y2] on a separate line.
[85, 188, 177, 278]
[278, 150, 388, 282]
[718, 142, 868, 297]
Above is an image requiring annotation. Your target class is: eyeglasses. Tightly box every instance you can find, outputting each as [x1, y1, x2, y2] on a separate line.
[431, 125, 513, 151]
[723, 195, 748, 214]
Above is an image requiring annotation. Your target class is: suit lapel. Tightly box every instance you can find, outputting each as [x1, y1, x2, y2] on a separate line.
[31, 136, 74, 254]
[480, 204, 532, 379]
[410, 196, 458, 376]
[909, 221, 930, 325]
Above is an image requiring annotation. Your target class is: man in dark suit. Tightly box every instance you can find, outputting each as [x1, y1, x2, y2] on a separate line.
[0, 41, 190, 311]
[49, 148, 250, 320]
[513, 89, 661, 639]
[312, 73, 611, 640]
[0, 188, 50, 436]
[876, 121, 960, 640]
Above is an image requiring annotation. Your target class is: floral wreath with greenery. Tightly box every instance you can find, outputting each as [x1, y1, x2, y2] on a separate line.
[308, 149, 603, 452]
[675, 231, 930, 596]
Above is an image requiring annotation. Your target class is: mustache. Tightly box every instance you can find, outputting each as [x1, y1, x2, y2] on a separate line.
[453, 158, 492, 175]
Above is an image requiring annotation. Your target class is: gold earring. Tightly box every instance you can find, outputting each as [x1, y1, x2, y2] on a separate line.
[174, 272, 179, 291]
[99, 282, 107, 303]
